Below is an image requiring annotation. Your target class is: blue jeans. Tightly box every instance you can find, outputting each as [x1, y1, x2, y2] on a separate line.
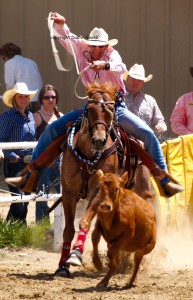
[32, 109, 82, 160]
[35, 159, 61, 223]
[32, 104, 168, 184]
[4, 159, 29, 224]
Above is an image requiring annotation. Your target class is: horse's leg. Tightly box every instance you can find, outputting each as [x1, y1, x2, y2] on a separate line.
[132, 164, 154, 199]
[55, 191, 77, 277]
[79, 192, 100, 230]
[66, 192, 99, 266]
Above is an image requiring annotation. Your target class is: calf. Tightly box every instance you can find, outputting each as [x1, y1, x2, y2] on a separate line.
[92, 170, 156, 288]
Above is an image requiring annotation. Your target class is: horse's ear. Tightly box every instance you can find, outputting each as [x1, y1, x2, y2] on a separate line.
[115, 84, 119, 92]
[85, 82, 91, 91]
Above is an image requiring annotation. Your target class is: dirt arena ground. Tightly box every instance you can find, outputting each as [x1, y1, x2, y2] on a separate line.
[0, 164, 193, 300]
[1, 200, 193, 300]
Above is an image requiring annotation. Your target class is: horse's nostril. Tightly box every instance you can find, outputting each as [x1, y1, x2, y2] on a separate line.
[93, 138, 106, 151]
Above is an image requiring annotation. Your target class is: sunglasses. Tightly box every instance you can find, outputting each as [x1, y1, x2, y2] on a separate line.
[90, 45, 105, 48]
[43, 95, 57, 100]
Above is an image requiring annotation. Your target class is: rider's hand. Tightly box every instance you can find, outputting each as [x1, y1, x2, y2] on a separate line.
[51, 12, 66, 25]
[155, 123, 167, 133]
[90, 61, 106, 72]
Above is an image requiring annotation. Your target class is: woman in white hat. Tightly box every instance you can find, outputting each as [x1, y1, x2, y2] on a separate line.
[0, 82, 37, 224]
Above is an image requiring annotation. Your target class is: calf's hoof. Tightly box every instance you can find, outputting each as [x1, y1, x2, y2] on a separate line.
[124, 282, 137, 289]
[54, 265, 70, 278]
[66, 249, 82, 266]
[97, 280, 108, 288]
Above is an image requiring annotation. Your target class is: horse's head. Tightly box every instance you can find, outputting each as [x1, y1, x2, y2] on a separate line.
[85, 82, 118, 152]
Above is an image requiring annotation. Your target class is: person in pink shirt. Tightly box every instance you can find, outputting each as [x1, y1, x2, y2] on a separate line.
[6, 12, 183, 198]
[51, 18, 126, 91]
[170, 92, 193, 135]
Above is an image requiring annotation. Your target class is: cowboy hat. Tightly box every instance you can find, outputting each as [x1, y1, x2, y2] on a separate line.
[3, 82, 37, 107]
[123, 64, 153, 82]
[85, 27, 118, 47]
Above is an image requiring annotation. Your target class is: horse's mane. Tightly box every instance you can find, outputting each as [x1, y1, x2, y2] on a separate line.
[86, 82, 118, 101]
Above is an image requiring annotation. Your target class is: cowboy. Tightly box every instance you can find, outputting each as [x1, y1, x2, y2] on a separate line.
[123, 64, 167, 140]
[5, 12, 184, 198]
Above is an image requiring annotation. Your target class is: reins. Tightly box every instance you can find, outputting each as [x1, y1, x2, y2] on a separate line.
[67, 92, 119, 167]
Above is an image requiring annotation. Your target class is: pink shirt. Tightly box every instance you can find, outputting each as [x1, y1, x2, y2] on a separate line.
[170, 92, 193, 135]
[53, 24, 126, 92]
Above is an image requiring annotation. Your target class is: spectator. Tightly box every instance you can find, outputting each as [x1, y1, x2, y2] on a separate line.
[0, 42, 43, 113]
[5, 12, 184, 197]
[170, 91, 193, 135]
[33, 84, 63, 223]
[123, 64, 167, 142]
[0, 82, 37, 224]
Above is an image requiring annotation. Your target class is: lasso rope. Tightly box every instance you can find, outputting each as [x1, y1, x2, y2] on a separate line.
[47, 12, 89, 99]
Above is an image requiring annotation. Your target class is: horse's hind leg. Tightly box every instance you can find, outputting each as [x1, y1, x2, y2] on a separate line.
[55, 192, 77, 277]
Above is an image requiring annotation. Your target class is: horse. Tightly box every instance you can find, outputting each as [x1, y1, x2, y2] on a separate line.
[54, 81, 156, 278]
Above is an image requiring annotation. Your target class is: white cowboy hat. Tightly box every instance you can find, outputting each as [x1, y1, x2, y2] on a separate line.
[3, 82, 37, 107]
[85, 27, 118, 47]
[123, 64, 153, 82]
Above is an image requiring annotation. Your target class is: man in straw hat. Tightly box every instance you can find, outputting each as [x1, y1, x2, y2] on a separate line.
[123, 64, 167, 141]
[0, 82, 37, 223]
[6, 12, 183, 199]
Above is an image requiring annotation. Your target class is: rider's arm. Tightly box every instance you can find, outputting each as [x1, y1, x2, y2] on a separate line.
[106, 47, 127, 75]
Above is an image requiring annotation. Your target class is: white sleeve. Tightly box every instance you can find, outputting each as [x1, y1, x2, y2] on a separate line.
[4, 61, 15, 89]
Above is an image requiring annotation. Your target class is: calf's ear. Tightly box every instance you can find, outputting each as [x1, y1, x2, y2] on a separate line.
[96, 169, 104, 179]
[121, 171, 128, 185]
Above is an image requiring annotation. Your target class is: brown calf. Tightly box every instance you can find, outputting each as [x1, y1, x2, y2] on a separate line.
[92, 170, 156, 288]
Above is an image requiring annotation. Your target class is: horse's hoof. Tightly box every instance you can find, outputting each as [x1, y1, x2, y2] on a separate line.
[54, 265, 70, 278]
[66, 249, 82, 266]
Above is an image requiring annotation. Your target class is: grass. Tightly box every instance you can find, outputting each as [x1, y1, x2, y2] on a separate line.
[0, 218, 54, 250]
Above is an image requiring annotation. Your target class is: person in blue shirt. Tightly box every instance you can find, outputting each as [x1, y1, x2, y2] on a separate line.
[0, 82, 37, 224]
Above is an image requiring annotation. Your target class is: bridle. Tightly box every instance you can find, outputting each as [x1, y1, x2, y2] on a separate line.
[86, 92, 116, 132]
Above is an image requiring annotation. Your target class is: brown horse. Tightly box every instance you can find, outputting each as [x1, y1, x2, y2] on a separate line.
[54, 82, 156, 277]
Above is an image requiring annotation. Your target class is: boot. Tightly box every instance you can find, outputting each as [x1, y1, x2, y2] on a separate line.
[5, 175, 28, 189]
[161, 181, 184, 197]
[151, 166, 184, 197]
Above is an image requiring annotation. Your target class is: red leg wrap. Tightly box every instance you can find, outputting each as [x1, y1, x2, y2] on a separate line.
[72, 229, 88, 253]
[59, 242, 71, 266]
